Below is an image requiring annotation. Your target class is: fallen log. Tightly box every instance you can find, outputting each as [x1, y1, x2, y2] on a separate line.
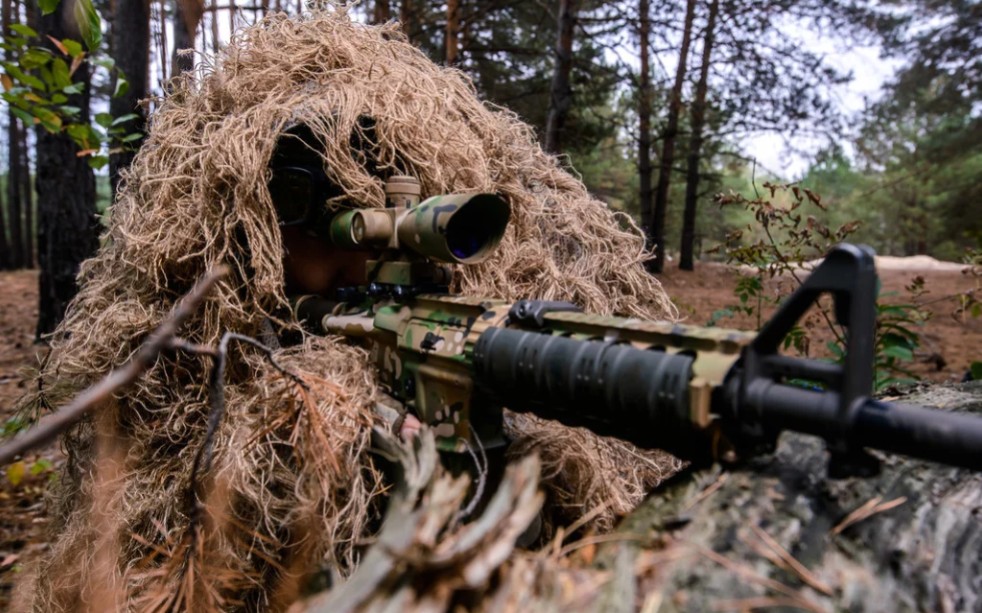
[604, 381, 982, 613]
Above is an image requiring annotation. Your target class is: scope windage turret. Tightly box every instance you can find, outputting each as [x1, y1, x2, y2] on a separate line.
[328, 177, 510, 264]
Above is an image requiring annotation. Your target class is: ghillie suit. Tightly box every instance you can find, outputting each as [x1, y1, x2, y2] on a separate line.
[27, 9, 679, 611]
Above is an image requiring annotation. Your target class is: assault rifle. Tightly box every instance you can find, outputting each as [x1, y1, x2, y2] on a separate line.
[277, 173, 982, 477]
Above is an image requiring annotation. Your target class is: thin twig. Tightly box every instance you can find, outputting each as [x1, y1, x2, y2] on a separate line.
[185, 332, 307, 508]
[455, 434, 489, 522]
[697, 546, 826, 613]
[682, 472, 728, 512]
[0, 267, 229, 465]
[748, 524, 834, 596]
[712, 596, 823, 612]
[831, 496, 907, 536]
[559, 532, 646, 557]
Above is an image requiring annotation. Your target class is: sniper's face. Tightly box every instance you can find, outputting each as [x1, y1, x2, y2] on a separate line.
[281, 226, 374, 295]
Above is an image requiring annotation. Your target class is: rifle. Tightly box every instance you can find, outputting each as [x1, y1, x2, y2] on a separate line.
[278, 173, 982, 477]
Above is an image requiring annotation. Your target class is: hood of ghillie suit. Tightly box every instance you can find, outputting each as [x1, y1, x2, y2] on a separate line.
[27, 9, 679, 611]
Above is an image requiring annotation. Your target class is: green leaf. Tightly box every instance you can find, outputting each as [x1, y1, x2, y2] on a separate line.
[826, 340, 845, 359]
[38, 63, 53, 88]
[21, 47, 53, 69]
[73, 0, 102, 51]
[881, 345, 914, 362]
[707, 308, 735, 327]
[875, 376, 917, 391]
[94, 112, 113, 128]
[29, 458, 52, 476]
[62, 82, 84, 94]
[92, 56, 115, 70]
[111, 113, 139, 126]
[10, 107, 33, 125]
[88, 155, 109, 169]
[879, 334, 919, 353]
[10, 24, 38, 38]
[65, 123, 102, 150]
[49, 58, 70, 88]
[59, 104, 81, 116]
[61, 38, 83, 58]
[113, 74, 128, 97]
[2, 416, 27, 437]
[120, 132, 143, 143]
[39, 0, 59, 15]
[36, 109, 61, 132]
[971, 361, 982, 381]
[50, 93, 67, 103]
[5, 65, 45, 91]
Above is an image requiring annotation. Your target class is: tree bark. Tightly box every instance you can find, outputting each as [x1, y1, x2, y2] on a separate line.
[20, 125, 34, 268]
[399, 0, 415, 42]
[0, 176, 9, 270]
[601, 382, 982, 612]
[35, 1, 99, 338]
[210, 0, 220, 54]
[3, 0, 24, 269]
[6, 117, 24, 269]
[679, 0, 719, 272]
[171, 0, 203, 77]
[445, 0, 460, 65]
[648, 0, 695, 273]
[544, 0, 576, 155]
[110, 0, 151, 198]
[637, 0, 653, 253]
[372, 0, 390, 24]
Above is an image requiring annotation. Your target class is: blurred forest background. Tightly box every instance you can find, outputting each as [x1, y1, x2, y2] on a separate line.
[0, 0, 979, 335]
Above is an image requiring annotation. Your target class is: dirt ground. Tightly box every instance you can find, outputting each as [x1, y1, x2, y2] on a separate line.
[657, 258, 981, 383]
[0, 270, 51, 608]
[0, 260, 979, 607]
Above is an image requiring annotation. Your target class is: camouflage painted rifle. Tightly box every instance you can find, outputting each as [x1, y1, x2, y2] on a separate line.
[280, 174, 982, 476]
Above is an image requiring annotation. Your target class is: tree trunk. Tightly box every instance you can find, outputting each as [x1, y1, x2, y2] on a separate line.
[544, 0, 576, 155]
[445, 0, 460, 65]
[602, 382, 982, 613]
[399, 0, 415, 42]
[6, 117, 24, 269]
[35, 1, 100, 338]
[649, 0, 695, 273]
[0, 176, 9, 270]
[171, 0, 203, 77]
[210, 0, 220, 54]
[3, 0, 24, 269]
[110, 0, 151, 198]
[679, 0, 719, 272]
[21, 125, 34, 268]
[372, 0, 390, 24]
[637, 0, 653, 252]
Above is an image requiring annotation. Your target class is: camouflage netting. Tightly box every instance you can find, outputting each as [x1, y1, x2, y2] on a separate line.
[26, 8, 679, 611]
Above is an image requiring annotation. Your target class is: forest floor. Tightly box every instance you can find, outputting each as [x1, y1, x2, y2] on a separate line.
[0, 260, 979, 606]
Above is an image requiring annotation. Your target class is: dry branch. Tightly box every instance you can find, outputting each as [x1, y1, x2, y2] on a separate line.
[0, 266, 228, 465]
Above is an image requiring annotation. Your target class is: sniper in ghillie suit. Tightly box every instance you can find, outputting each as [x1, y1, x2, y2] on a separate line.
[4, 7, 981, 613]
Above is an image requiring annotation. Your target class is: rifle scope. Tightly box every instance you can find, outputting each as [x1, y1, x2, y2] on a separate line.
[328, 186, 510, 265]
